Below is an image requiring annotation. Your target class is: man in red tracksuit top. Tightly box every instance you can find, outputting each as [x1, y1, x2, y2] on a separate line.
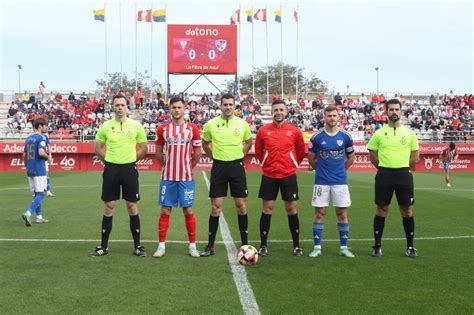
[254, 99, 306, 256]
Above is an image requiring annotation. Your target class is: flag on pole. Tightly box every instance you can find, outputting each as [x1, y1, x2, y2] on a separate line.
[245, 9, 253, 22]
[153, 9, 166, 22]
[93, 9, 105, 22]
[230, 9, 240, 25]
[274, 9, 281, 23]
[254, 9, 267, 22]
[137, 9, 152, 22]
[294, 10, 299, 22]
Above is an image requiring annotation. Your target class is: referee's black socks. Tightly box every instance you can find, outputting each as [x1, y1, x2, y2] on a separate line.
[208, 215, 220, 247]
[288, 214, 300, 248]
[373, 215, 385, 247]
[129, 214, 141, 248]
[402, 217, 415, 248]
[238, 214, 248, 245]
[101, 215, 113, 249]
[260, 213, 272, 247]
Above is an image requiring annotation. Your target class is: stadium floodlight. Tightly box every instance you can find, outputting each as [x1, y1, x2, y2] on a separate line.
[375, 67, 379, 95]
[17, 64, 23, 92]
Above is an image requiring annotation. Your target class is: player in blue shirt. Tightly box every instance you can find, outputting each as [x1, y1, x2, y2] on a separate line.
[21, 118, 50, 226]
[307, 105, 356, 258]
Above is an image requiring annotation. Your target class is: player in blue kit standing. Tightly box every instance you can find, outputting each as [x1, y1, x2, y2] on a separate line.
[307, 105, 356, 257]
[21, 118, 51, 226]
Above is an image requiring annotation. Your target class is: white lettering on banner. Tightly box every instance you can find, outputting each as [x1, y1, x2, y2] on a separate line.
[147, 144, 156, 154]
[92, 156, 104, 166]
[199, 156, 213, 164]
[3, 144, 24, 153]
[10, 158, 24, 166]
[353, 145, 368, 153]
[185, 27, 219, 37]
[136, 159, 153, 166]
[355, 155, 370, 163]
[49, 144, 78, 153]
[49, 157, 58, 166]
[60, 156, 75, 168]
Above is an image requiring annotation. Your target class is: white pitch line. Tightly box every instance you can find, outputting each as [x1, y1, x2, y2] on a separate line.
[1, 235, 473, 243]
[202, 171, 260, 315]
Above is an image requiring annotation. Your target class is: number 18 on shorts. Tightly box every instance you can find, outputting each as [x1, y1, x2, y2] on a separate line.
[159, 180, 195, 208]
[311, 185, 351, 208]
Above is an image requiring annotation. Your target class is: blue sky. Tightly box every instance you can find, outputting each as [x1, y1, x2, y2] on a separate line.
[1, 0, 472, 96]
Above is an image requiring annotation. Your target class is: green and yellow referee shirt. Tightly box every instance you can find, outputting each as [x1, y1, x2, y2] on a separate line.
[203, 115, 252, 161]
[367, 124, 419, 168]
[95, 118, 147, 164]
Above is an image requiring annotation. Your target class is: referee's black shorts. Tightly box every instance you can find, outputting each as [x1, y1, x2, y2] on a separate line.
[374, 167, 414, 207]
[258, 174, 299, 201]
[209, 159, 248, 198]
[102, 162, 140, 202]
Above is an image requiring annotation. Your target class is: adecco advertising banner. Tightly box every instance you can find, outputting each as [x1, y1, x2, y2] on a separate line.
[167, 24, 237, 74]
[1, 142, 473, 171]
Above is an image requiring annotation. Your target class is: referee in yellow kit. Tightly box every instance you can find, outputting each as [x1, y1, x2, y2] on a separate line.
[367, 99, 420, 258]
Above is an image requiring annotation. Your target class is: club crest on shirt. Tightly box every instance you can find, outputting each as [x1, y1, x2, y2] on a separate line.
[337, 140, 343, 147]
[286, 131, 293, 137]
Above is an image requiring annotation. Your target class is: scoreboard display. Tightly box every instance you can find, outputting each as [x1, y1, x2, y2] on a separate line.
[167, 24, 237, 74]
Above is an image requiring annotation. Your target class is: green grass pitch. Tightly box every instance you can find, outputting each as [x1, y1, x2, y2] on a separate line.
[0, 171, 473, 313]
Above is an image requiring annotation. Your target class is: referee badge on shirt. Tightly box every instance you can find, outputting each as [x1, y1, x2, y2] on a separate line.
[234, 128, 241, 136]
[400, 137, 407, 145]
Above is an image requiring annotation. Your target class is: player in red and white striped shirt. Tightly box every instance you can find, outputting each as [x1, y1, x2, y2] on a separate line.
[154, 97, 202, 258]
[440, 142, 459, 187]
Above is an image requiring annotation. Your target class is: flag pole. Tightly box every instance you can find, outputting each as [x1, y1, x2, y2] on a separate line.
[164, 4, 168, 100]
[295, 6, 299, 100]
[119, 2, 123, 87]
[280, 5, 283, 99]
[135, 1, 138, 93]
[237, 5, 241, 97]
[150, 4, 153, 101]
[104, 2, 108, 76]
[265, 5, 269, 105]
[251, 6, 255, 99]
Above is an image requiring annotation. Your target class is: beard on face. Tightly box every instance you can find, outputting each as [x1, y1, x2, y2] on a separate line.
[389, 113, 400, 122]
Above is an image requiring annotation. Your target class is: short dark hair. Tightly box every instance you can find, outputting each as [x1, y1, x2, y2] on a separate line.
[271, 99, 286, 107]
[112, 94, 127, 104]
[33, 118, 48, 130]
[220, 93, 235, 103]
[324, 105, 338, 113]
[449, 142, 456, 150]
[385, 99, 402, 110]
[169, 97, 184, 106]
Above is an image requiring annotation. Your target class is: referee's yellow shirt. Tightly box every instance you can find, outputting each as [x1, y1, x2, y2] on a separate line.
[203, 115, 251, 161]
[367, 124, 419, 168]
[95, 118, 147, 164]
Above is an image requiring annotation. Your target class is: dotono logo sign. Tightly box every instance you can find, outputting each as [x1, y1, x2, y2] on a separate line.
[185, 27, 219, 36]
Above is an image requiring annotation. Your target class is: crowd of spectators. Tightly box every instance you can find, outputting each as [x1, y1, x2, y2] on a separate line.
[6, 91, 112, 139]
[4, 89, 473, 143]
[283, 91, 473, 142]
[140, 92, 263, 138]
